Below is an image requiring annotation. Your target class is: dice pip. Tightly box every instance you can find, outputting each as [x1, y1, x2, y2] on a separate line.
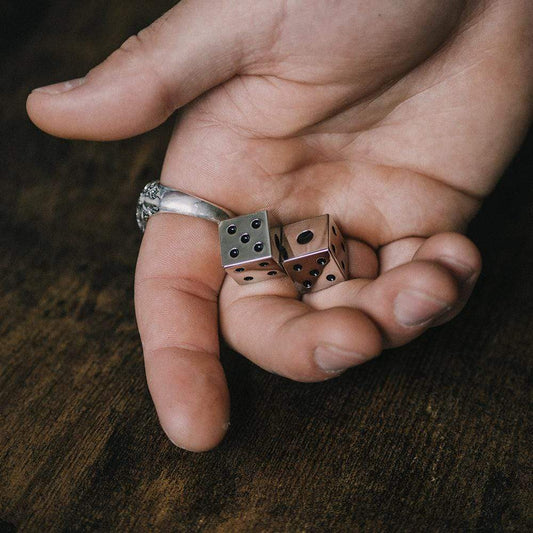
[219, 210, 286, 285]
[282, 215, 348, 292]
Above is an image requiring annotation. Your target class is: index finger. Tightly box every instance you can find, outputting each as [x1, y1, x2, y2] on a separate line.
[135, 213, 229, 452]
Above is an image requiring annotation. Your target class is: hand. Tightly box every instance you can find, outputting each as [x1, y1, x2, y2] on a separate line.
[27, 0, 533, 451]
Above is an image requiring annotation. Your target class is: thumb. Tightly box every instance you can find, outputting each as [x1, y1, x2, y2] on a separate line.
[27, 0, 261, 140]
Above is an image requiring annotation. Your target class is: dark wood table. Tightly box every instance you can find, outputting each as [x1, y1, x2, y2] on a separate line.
[1, 2, 531, 531]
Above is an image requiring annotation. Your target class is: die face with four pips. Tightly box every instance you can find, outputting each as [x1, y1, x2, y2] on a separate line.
[219, 210, 286, 285]
[282, 214, 349, 292]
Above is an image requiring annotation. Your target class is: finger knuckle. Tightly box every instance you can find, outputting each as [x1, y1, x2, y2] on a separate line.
[112, 32, 175, 117]
[119, 33, 144, 56]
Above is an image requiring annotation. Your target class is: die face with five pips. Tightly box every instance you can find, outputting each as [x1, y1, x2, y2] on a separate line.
[219, 210, 286, 285]
[282, 214, 349, 292]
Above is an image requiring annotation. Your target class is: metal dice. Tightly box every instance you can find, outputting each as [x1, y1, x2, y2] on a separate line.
[219, 210, 286, 285]
[282, 215, 348, 292]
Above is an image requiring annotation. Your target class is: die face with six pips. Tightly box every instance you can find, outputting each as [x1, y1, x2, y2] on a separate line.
[219, 210, 286, 285]
[282, 214, 349, 292]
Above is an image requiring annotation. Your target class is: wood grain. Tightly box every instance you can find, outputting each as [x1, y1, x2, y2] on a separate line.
[1, 1, 531, 531]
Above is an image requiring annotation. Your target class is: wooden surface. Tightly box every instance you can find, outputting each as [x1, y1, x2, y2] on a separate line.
[1, 2, 532, 531]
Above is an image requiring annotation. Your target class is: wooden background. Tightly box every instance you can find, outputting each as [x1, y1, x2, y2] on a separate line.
[1, 1, 531, 531]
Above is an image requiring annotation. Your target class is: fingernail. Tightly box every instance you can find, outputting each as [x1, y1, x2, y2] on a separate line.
[32, 77, 86, 95]
[438, 256, 475, 282]
[314, 344, 368, 373]
[394, 289, 451, 327]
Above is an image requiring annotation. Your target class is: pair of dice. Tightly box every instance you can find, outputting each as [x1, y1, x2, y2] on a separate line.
[219, 210, 349, 293]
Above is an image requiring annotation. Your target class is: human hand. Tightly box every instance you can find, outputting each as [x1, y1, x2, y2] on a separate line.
[27, 0, 533, 451]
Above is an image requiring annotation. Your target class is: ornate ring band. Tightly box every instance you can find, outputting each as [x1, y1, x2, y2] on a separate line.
[136, 181, 235, 232]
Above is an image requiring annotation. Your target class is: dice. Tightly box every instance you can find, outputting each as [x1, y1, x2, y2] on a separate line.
[282, 215, 349, 292]
[219, 210, 286, 285]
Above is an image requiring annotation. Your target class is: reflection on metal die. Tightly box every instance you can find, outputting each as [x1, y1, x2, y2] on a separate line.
[282, 214, 349, 293]
[219, 210, 286, 285]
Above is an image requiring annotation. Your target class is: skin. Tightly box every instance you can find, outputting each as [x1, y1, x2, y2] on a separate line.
[27, 0, 533, 451]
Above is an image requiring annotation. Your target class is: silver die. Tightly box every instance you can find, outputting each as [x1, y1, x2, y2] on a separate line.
[219, 210, 286, 285]
[282, 214, 348, 292]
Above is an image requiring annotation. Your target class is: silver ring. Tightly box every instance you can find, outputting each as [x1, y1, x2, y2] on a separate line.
[136, 181, 235, 232]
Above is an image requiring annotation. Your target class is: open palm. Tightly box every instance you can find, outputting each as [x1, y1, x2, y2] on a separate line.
[27, 0, 532, 451]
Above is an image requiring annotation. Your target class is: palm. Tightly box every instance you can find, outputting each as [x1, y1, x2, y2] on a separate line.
[166, 0, 528, 249]
[27, 0, 532, 450]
